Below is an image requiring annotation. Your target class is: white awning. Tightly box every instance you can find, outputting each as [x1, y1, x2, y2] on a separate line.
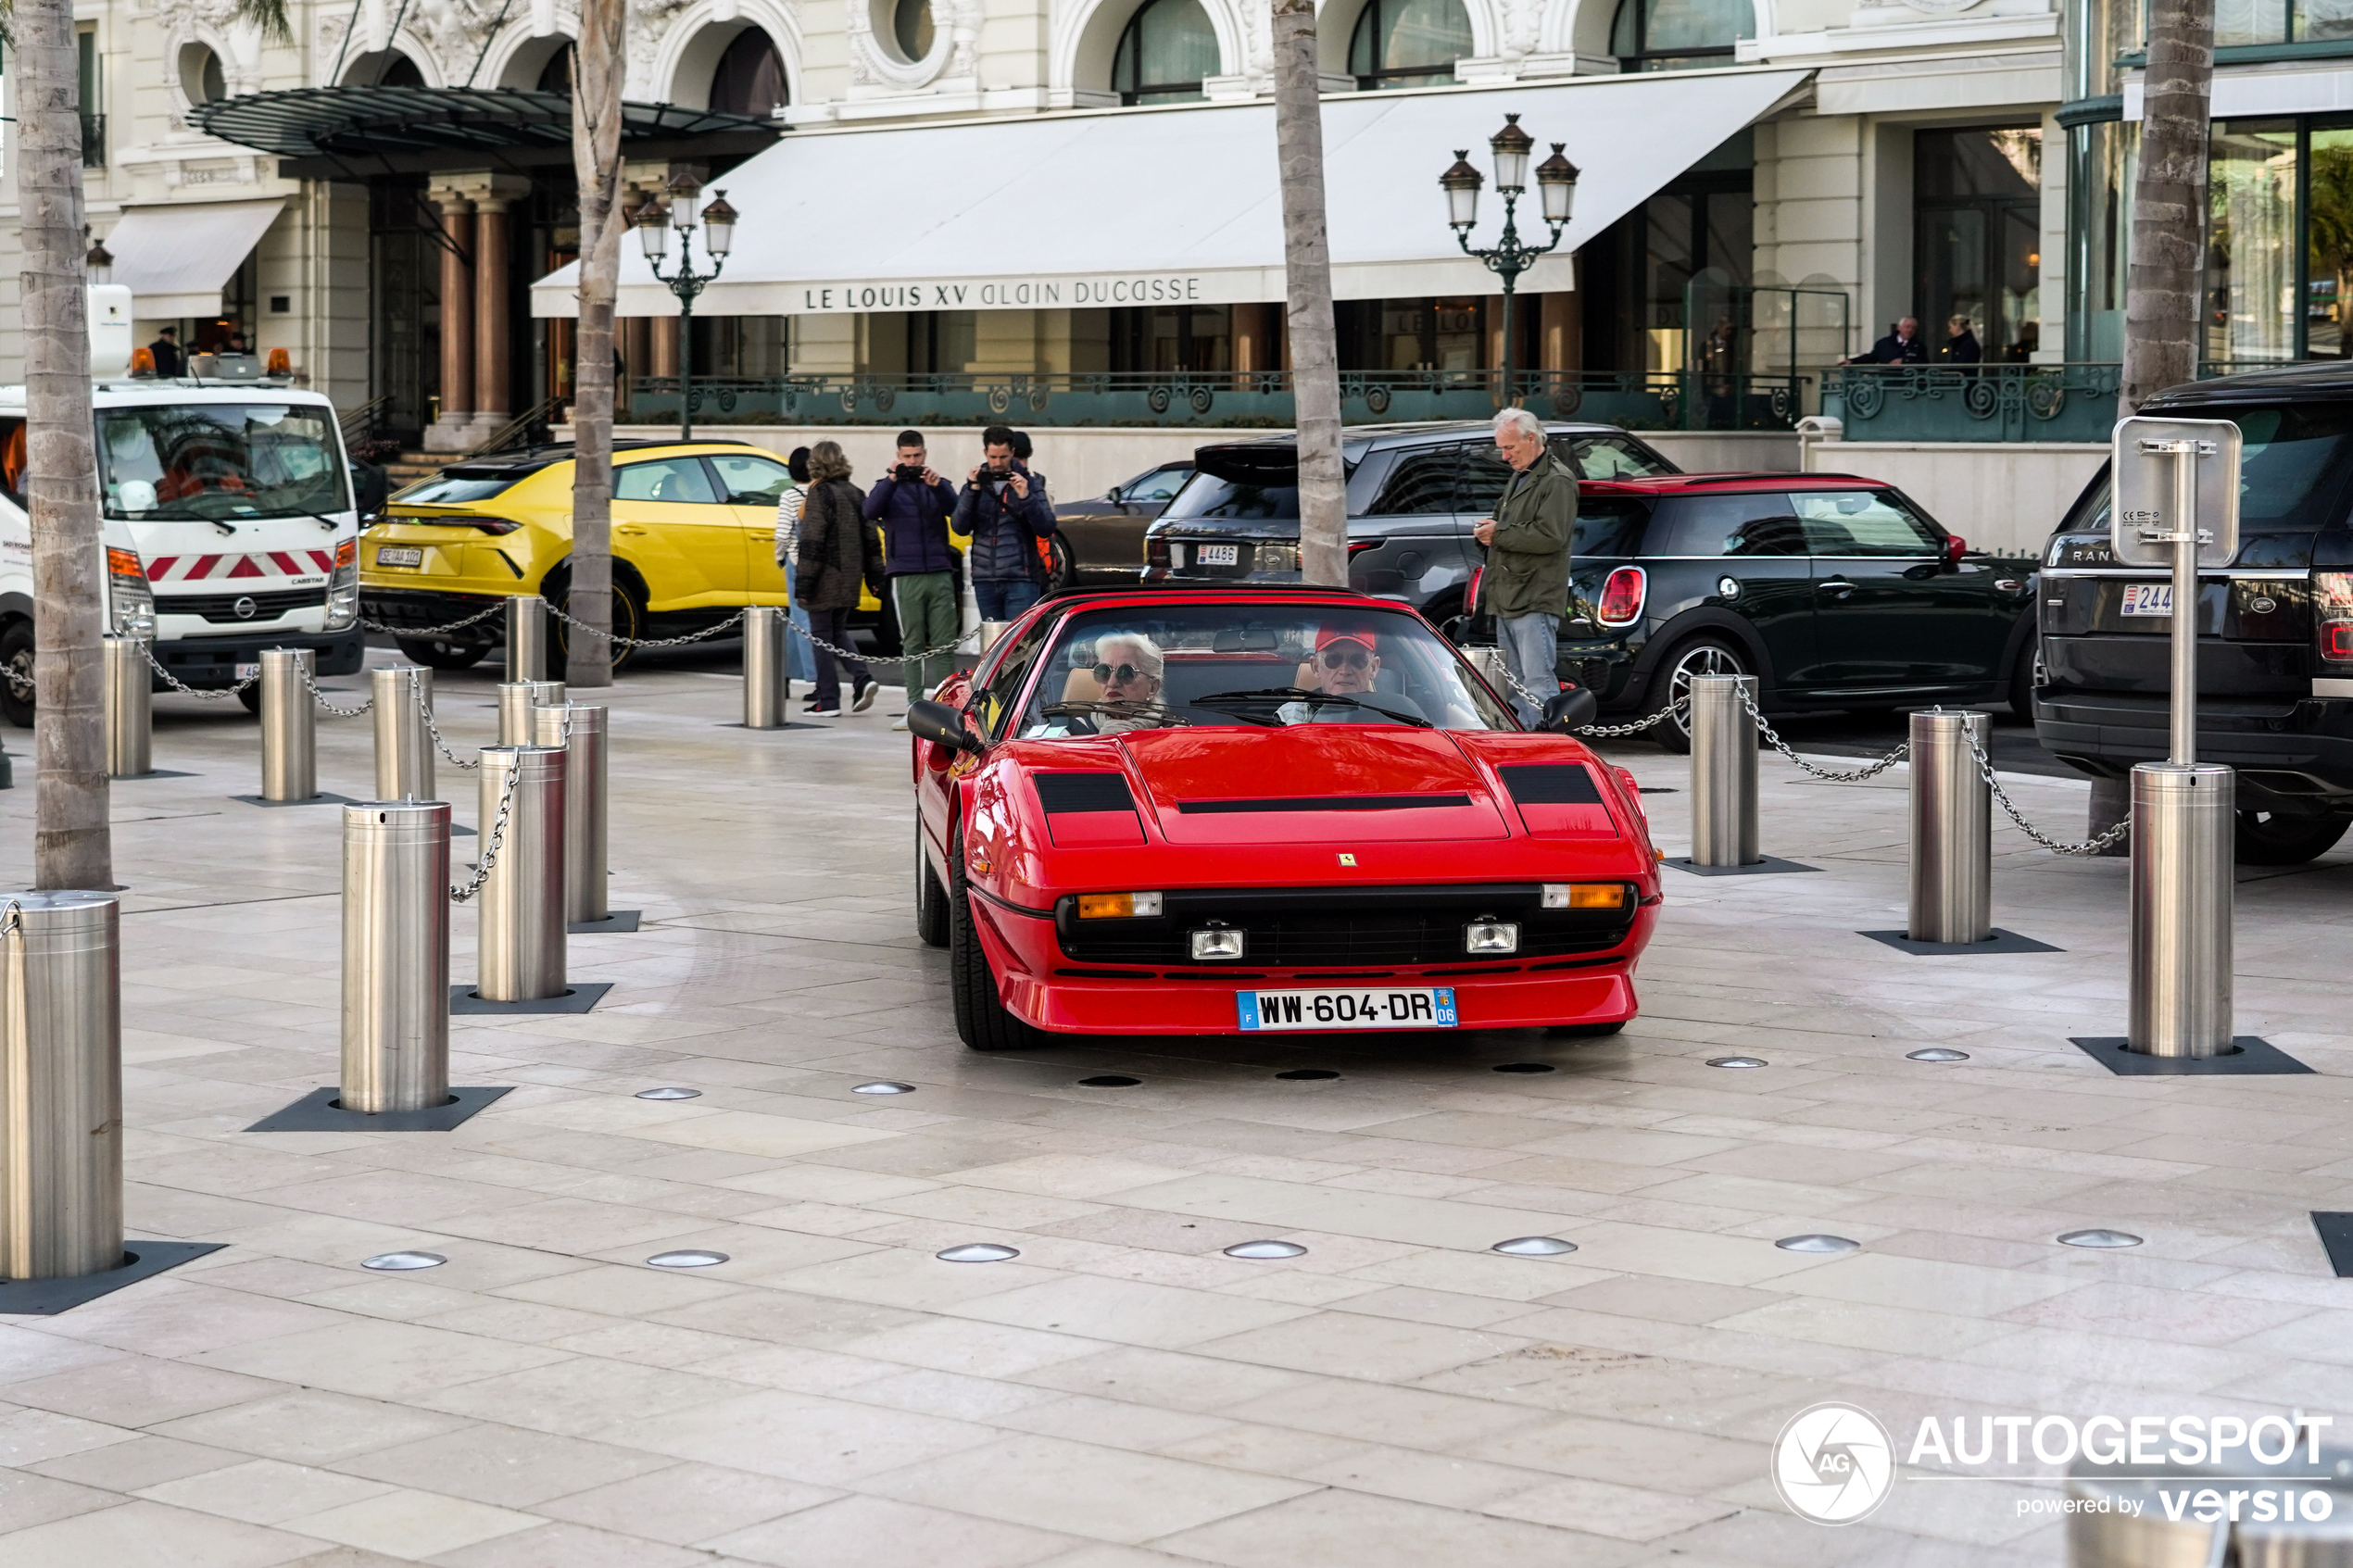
[104, 199, 286, 319]
[531, 68, 1808, 320]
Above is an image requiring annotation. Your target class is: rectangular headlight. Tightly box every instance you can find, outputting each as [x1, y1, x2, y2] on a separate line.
[1465, 921, 1520, 954]
[1189, 927, 1245, 960]
[1078, 892, 1163, 920]
[1541, 884, 1628, 909]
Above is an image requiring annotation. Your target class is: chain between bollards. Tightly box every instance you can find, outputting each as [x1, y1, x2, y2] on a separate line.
[409, 668, 482, 771]
[449, 762, 521, 903]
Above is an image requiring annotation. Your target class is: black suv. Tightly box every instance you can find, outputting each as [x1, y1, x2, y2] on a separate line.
[2034, 363, 2353, 862]
[1566, 474, 2040, 750]
[1139, 420, 1679, 630]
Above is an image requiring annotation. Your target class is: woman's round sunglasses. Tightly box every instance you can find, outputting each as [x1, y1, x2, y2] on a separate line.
[1092, 662, 1154, 684]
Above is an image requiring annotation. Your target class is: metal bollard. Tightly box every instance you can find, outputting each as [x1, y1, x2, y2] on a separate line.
[372, 665, 434, 800]
[1687, 673, 1759, 867]
[2128, 762, 2234, 1057]
[0, 892, 123, 1280]
[258, 648, 318, 802]
[341, 801, 450, 1112]
[497, 679, 564, 746]
[103, 635, 151, 779]
[532, 704, 608, 924]
[744, 607, 786, 728]
[977, 621, 1011, 655]
[476, 745, 567, 1002]
[507, 594, 546, 684]
[1907, 710, 1991, 943]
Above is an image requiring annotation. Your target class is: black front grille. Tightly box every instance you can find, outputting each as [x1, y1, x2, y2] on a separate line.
[160, 587, 324, 624]
[1056, 884, 1638, 968]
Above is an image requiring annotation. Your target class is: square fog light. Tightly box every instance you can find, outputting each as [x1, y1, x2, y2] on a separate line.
[1465, 921, 1520, 955]
[1190, 927, 1245, 960]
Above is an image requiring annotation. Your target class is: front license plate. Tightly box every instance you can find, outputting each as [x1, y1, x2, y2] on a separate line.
[1195, 543, 1239, 568]
[2120, 583, 2172, 617]
[376, 546, 423, 568]
[1238, 986, 1456, 1032]
[234, 662, 260, 681]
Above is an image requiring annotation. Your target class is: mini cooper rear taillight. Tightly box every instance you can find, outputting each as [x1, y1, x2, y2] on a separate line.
[1595, 566, 1646, 628]
[2318, 574, 2353, 661]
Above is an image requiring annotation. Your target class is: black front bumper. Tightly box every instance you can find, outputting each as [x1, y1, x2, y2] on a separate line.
[360, 588, 510, 649]
[2035, 688, 2353, 807]
[156, 629, 364, 687]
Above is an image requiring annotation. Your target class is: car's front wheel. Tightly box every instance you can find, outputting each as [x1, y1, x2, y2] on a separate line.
[1641, 636, 1748, 756]
[949, 843, 1039, 1052]
[915, 823, 950, 948]
[1047, 532, 1076, 594]
[2235, 809, 2352, 866]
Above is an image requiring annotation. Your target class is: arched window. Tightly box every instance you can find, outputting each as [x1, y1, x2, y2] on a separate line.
[537, 45, 573, 93]
[1348, 0, 1472, 91]
[895, 0, 935, 61]
[179, 43, 228, 105]
[710, 29, 787, 116]
[1112, 0, 1220, 106]
[1612, 0, 1753, 71]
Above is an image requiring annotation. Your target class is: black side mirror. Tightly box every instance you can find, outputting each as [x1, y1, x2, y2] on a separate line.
[1541, 686, 1598, 734]
[907, 698, 979, 753]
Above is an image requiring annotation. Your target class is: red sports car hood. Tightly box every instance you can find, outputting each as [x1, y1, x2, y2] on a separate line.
[1116, 727, 1512, 844]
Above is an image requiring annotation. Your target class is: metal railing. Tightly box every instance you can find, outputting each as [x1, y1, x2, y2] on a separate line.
[623, 368, 1810, 433]
[470, 395, 565, 458]
[1820, 362, 2125, 444]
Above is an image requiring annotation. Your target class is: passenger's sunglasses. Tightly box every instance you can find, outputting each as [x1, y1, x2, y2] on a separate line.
[1093, 662, 1151, 684]
[1317, 646, 1372, 670]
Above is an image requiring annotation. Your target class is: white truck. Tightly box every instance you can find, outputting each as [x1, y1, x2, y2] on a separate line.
[0, 286, 361, 724]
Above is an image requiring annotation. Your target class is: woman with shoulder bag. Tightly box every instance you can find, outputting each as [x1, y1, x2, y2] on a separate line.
[793, 441, 878, 714]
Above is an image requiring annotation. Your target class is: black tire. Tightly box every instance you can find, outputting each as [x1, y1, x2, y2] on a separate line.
[915, 823, 950, 948]
[2235, 810, 2352, 866]
[948, 843, 1039, 1052]
[396, 637, 490, 671]
[236, 684, 264, 716]
[2007, 636, 2037, 722]
[0, 620, 33, 728]
[1640, 636, 1747, 756]
[544, 569, 647, 673]
[1047, 533, 1076, 594]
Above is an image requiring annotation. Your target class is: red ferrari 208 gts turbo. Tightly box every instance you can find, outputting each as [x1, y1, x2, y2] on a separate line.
[905, 586, 1664, 1051]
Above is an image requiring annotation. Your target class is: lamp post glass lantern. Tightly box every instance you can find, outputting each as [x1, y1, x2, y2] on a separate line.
[640, 176, 737, 441]
[1438, 115, 1577, 408]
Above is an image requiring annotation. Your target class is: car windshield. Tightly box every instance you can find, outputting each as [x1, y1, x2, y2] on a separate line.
[1007, 602, 1518, 738]
[2063, 402, 2353, 541]
[98, 404, 349, 521]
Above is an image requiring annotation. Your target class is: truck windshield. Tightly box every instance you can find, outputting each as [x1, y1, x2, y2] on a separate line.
[97, 404, 349, 521]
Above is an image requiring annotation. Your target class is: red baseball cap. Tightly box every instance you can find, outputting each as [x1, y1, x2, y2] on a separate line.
[1315, 624, 1376, 655]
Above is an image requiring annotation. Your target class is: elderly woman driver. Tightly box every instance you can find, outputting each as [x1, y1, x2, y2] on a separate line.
[1089, 633, 1166, 726]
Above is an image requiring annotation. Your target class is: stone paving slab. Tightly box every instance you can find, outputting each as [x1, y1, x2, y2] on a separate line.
[2, 651, 2350, 1563]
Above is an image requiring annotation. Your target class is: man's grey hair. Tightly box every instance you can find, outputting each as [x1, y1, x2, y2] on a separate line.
[1493, 407, 1545, 442]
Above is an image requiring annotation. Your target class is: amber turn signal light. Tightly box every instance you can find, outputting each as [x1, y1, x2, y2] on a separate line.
[1078, 892, 1164, 920]
[1541, 883, 1629, 909]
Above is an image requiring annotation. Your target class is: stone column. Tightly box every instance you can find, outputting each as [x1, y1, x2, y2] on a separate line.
[466, 175, 534, 448]
[424, 190, 476, 452]
[651, 317, 678, 378]
[1540, 292, 1579, 374]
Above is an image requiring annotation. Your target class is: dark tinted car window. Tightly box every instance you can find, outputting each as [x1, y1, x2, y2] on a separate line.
[2067, 402, 2353, 540]
[1367, 446, 1460, 516]
[1459, 444, 1516, 515]
[1160, 474, 1298, 521]
[1124, 464, 1191, 504]
[1657, 494, 1806, 556]
[1574, 496, 1654, 557]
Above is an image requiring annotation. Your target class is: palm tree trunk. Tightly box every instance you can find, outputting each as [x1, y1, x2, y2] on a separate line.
[1270, 0, 1346, 587]
[17, 0, 112, 889]
[2120, 0, 2212, 413]
[567, 13, 625, 688]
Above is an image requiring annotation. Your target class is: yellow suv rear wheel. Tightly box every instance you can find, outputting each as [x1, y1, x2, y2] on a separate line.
[546, 571, 648, 672]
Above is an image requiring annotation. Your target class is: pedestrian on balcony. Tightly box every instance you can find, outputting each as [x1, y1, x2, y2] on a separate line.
[774, 445, 815, 687]
[794, 440, 880, 715]
[1941, 314, 1982, 367]
[955, 423, 1054, 623]
[864, 429, 962, 699]
[1843, 317, 1926, 366]
[1471, 407, 1576, 728]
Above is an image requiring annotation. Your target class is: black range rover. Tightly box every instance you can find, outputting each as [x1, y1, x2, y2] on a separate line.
[2034, 363, 2353, 863]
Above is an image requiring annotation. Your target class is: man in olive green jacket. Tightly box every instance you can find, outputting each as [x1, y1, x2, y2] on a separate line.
[1472, 407, 1577, 725]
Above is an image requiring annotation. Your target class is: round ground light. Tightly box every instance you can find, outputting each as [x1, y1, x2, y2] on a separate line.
[1491, 1062, 1555, 1074]
[1275, 1069, 1341, 1081]
[636, 1086, 701, 1100]
[2058, 1229, 2143, 1248]
[937, 1243, 1020, 1262]
[1707, 1056, 1768, 1069]
[1492, 1236, 1578, 1256]
[362, 1251, 446, 1271]
[1906, 1048, 1970, 1062]
[647, 1250, 729, 1268]
[852, 1081, 916, 1095]
[1078, 1075, 1141, 1087]
[1775, 1235, 1860, 1253]
[1224, 1240, 1307, 1260]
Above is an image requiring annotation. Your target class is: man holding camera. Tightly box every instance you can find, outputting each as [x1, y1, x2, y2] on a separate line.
[954, 424, 1054, 622]
[863, 430, 962, 698]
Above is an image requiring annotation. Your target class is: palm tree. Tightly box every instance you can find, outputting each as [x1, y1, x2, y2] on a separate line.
[2119, 0, 2213, 413]
[1269, 0, 1346, 586]
[567, 4, 625, 688]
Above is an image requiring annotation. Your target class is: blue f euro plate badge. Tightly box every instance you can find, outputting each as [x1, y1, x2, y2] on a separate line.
[1237, 987, 1458, 1032]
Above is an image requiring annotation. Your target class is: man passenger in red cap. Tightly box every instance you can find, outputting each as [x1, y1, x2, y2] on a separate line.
[1282, 621, 1423, 724]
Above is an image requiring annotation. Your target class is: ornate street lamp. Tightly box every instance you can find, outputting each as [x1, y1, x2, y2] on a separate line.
[638, 172, 738, 441]
[1439, 114, 1579, 408]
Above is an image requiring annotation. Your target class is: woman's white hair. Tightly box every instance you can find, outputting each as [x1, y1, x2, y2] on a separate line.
[1493, 407, 1546, 441]
[1092, 632, 1164, 676]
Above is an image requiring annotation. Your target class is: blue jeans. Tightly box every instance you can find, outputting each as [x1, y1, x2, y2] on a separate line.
[786, 604, 815, 682]
[1497, 612, 1560, 728]
[975, 578, 1041, 622]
